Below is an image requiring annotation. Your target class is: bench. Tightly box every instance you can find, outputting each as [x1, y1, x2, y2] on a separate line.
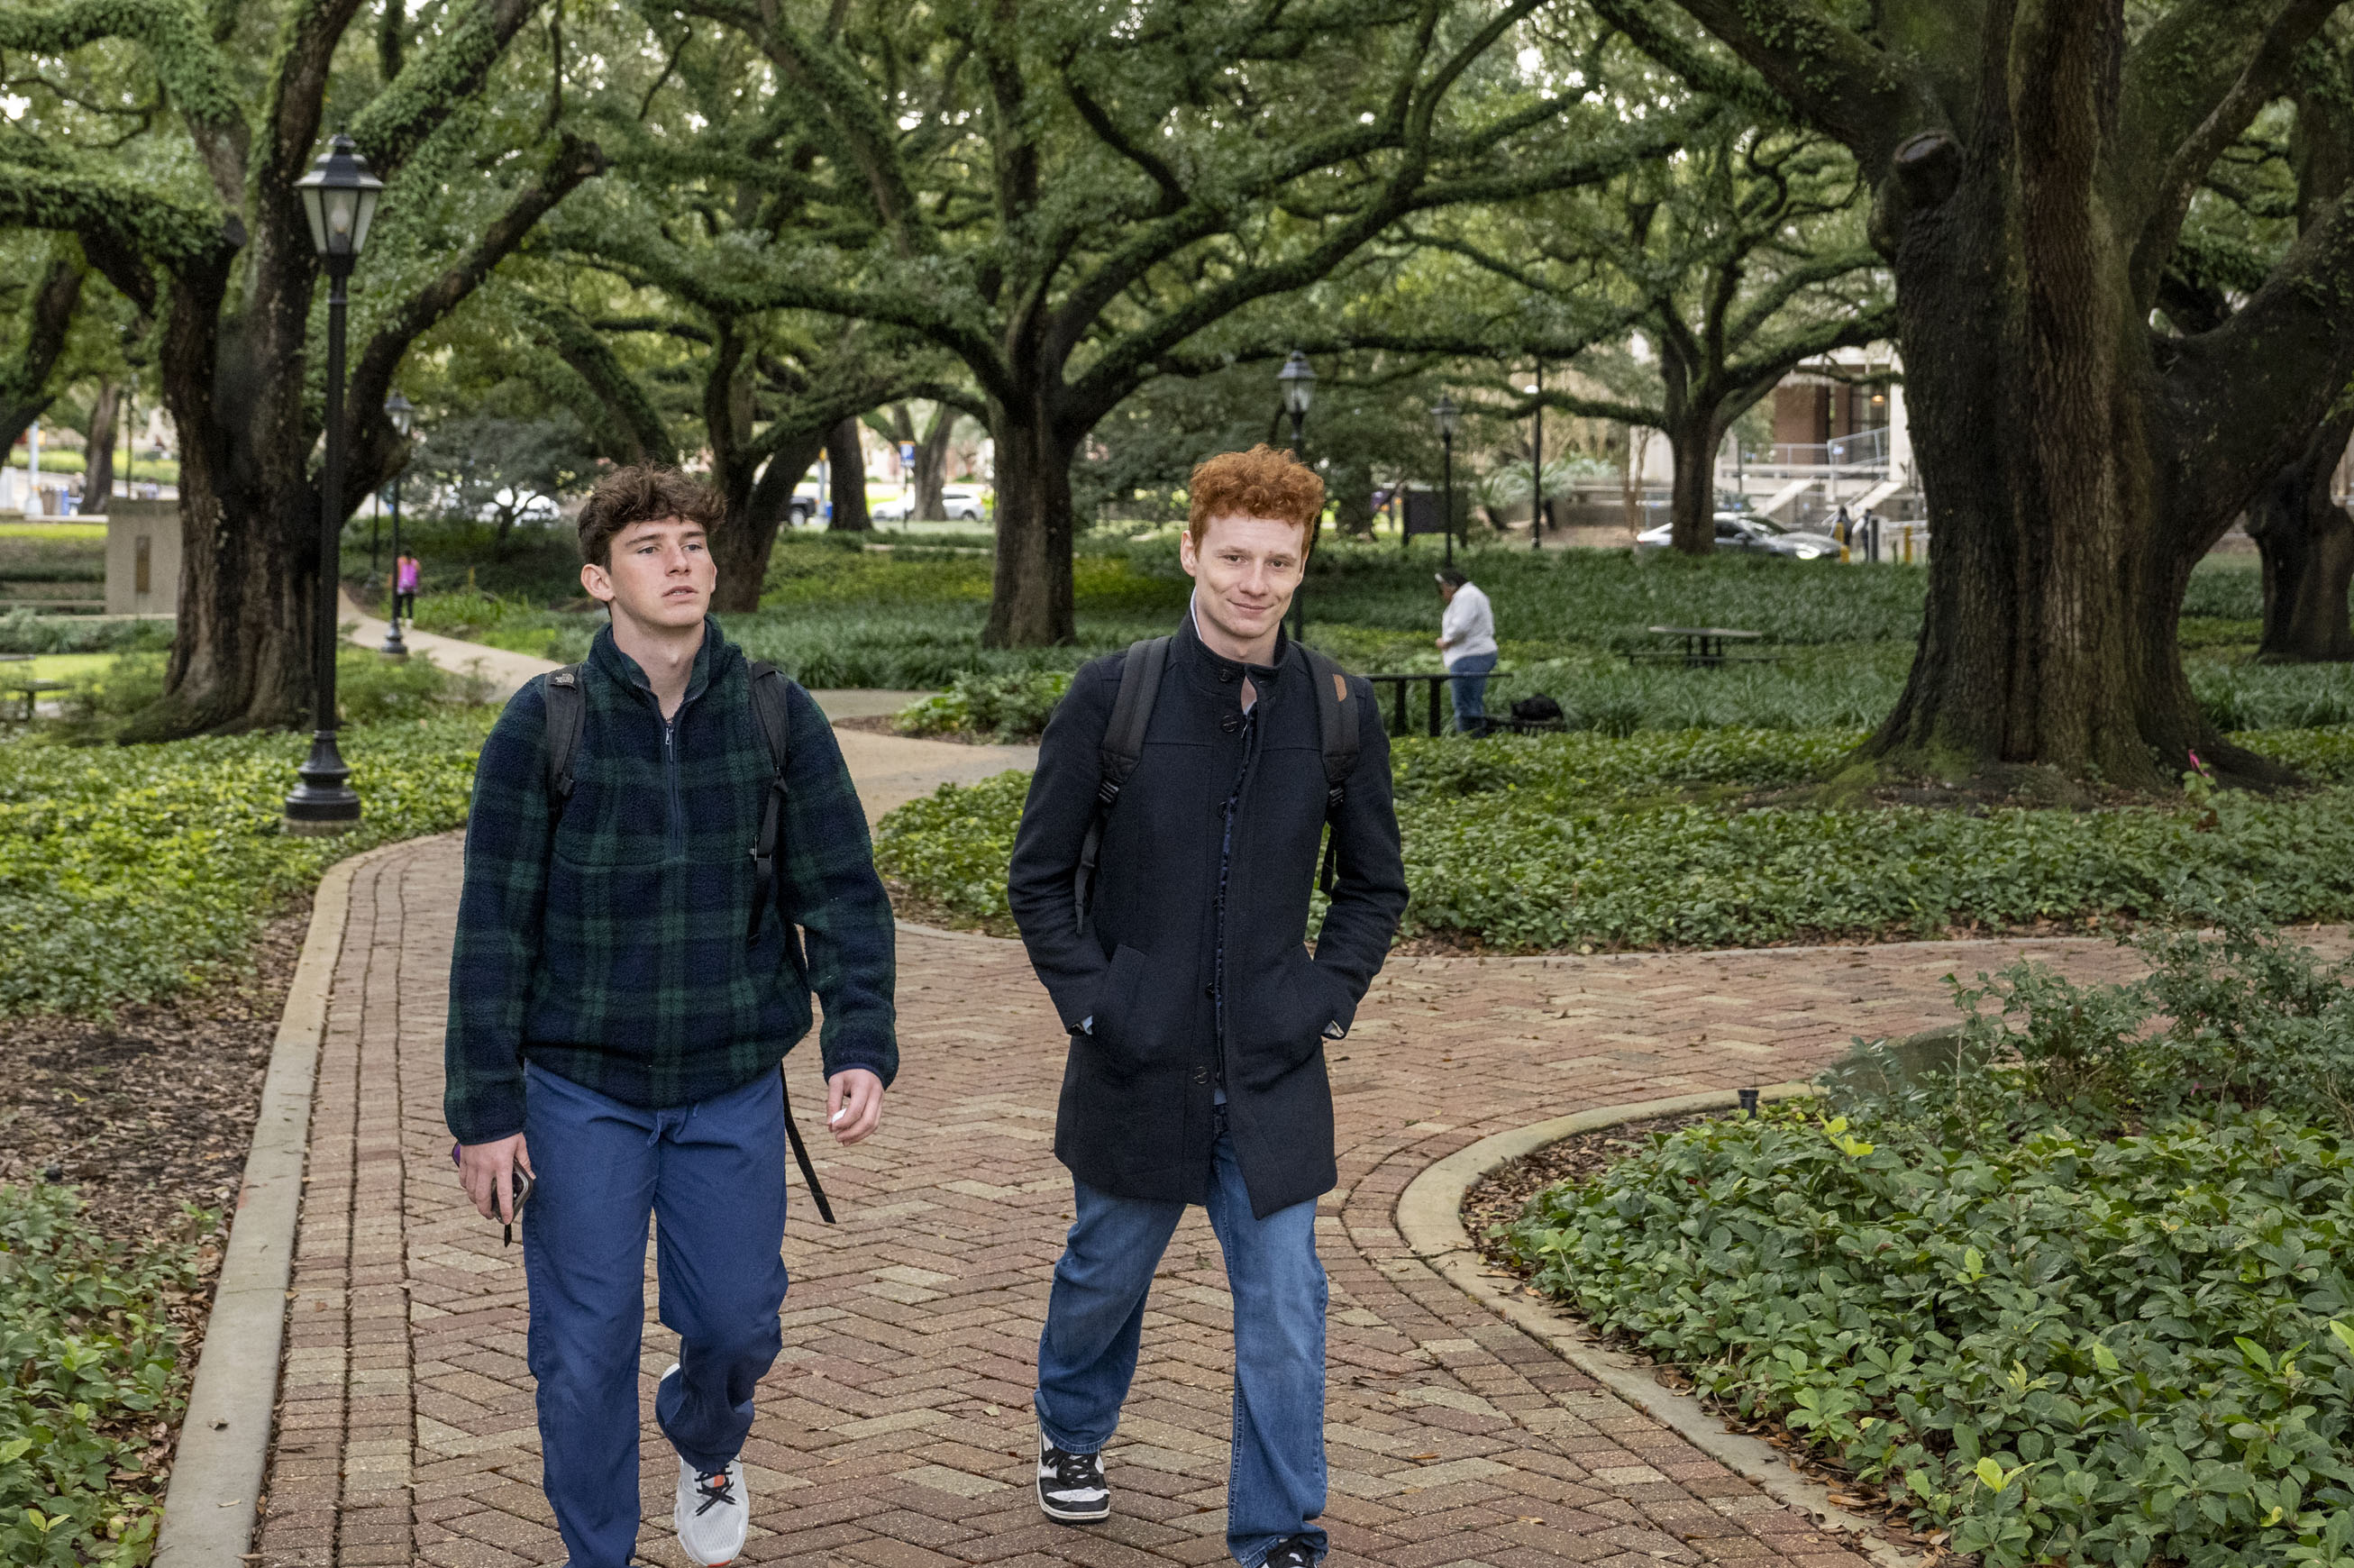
[1625, 625, 1781, 669]
[3, 668, 67, 721]
[1362, 670, 1519, 737]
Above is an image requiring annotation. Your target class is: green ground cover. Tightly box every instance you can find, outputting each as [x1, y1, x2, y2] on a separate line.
[400, 536, 2309, 736]
[872, 726, 2354, 947]
[1497, 922, 2354, 1568]
[0, 653, 492, 1016]
[0, 1182, 205, 1568]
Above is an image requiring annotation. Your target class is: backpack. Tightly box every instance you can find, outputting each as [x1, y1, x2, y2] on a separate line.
[538, 659, 836, 1224]
[1073, 636, 1361, 929]
[1510, 694, 1564, 725]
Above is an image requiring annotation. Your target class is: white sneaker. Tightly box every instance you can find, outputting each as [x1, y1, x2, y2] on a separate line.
[662, 1363, 749, 1566]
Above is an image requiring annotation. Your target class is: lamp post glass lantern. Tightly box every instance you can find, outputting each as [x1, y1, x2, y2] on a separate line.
[285, 132, 383, 835]
[1430, 393, 1459, 567]
[1278, 351, 1315, 641]
[380, 393, 415, 660]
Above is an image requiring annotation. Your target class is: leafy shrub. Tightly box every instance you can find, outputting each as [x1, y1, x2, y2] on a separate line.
[1499, 926, 2354, 1567]
[0, 711, 492, 1015]
[871, 770, 1030, 925]
[895, 670, 1072, 742]
[50, 650, 482, 740]
[0, 611, 173, 656]
[1830, 916, 2354, 1138]
[0, 1182, 205, 1568]
[407, 588, 589, 662]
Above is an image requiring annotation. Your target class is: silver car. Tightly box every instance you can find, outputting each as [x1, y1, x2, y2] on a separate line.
[1637, 513, 1840, 561]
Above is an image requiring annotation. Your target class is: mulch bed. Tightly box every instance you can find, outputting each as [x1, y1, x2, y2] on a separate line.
[0, 900, 306, 1472]
[1465, 1111, 1954, 1561]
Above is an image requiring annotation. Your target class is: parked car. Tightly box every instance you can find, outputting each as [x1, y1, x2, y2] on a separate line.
[871, 484, 988, 524]
[787, 483, 821, 526]
[1637, 513, 1839, 561]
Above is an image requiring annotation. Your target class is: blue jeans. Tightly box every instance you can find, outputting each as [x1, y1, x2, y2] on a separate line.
[521, 1062, 791, 1568]
[1447, 652, 1497, 733]
[1035, 1129, 1328, 1567]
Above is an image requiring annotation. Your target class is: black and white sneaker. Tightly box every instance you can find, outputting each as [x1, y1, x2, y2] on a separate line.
[1261, 1536, 1320, 1568]
[1036, 1427, 1109, 1524]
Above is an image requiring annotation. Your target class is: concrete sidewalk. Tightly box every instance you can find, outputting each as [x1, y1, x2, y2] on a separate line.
[253, 831, 2224, 1568]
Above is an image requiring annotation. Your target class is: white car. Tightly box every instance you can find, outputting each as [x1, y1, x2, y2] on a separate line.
[1637, 512, 1839, 560]
[871, 485, 988, 524]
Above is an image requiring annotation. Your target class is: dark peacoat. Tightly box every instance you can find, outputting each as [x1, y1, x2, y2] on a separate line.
[1006, 613, 1409, 1217]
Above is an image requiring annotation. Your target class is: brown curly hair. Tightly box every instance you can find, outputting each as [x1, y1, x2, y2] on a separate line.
[576, 465, 725, 567]
[1187, 445, 1324, 554]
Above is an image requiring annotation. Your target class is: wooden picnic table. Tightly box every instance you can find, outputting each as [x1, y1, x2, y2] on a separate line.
[1631, 624, 1767, 668]
[1362, 670, 1515, 737]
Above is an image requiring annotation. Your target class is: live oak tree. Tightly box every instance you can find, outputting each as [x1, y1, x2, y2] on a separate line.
[649, 0, 1691, 647]
[1402, 117, 1891, 554]
[0, 0, 595, 734]
[0, 239, 88, 453]
[524, 28, 973, 610]
[2171, 32, 2354, 664]
[1585, 0, 2354, 786]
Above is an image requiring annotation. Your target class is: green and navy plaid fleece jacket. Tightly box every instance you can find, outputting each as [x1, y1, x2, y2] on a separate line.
[443, 618, 897, 1145]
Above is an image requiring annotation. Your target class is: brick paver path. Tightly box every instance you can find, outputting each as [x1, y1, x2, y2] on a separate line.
[261, 834, 2198, 1568]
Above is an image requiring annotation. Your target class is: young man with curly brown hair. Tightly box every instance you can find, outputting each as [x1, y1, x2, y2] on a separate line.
[446, 465, 897, 1568]
[1008, 445, 1409, 1568]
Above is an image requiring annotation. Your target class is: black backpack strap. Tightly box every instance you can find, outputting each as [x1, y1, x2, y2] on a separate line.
[1075, 636, 1171, 929]
[1301, 650, 1361, 896]
[744, 661, 794, 945]
[542, 665, 587, 812]
[780, 1065, 836, 1225]
[745, 662, 835, 1226]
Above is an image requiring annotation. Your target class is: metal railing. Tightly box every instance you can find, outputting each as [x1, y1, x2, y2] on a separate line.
[1746, 426, 1892, 473]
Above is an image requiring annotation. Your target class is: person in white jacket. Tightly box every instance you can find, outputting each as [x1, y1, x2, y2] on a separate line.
[1435, 570, 1497, 734]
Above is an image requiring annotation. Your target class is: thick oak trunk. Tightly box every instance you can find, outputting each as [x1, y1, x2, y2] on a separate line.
[983, 406, 1078, 647]
[710, 430, 827, 614]
[79, 380, 119, 514]
[1665, 414, 1717, 554]
[2248, 414, 2354, 663]
[825, 418, 870, 532]
[912, 410, 953, 521]
[124, 268, 323, 739]
[1864, 86, 2229, 789]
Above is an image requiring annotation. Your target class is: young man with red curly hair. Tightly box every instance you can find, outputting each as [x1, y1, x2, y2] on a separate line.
[1008, 445, 1409, 1568]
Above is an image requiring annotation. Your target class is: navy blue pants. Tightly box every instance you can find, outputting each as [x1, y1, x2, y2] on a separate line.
[521, 1062, 790, 1568]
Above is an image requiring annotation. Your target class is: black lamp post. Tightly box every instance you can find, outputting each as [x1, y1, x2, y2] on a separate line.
[1277, 350, 1315, 643]
[380, 392, 415, 659]
[284, 132, 382, 837]
[1528, 364, 1545, 552]
[1430, 392, 1460, 568]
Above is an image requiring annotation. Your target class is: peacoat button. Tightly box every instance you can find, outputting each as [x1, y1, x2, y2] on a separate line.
[1203, 982, 1216, 998]
[1220, 713, 1241, 734]
[1218, 670, 1235, 683]
[1192, 1066, 1209, 1084]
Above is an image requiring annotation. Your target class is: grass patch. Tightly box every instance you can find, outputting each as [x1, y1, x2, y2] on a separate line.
[0, 1181, 206, 1568]
[0, 524, 107, 542]
[1495, 919, 2354, 1566]
[874, 727, 2354, 951]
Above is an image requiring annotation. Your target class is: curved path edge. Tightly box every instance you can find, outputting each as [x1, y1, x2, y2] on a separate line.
[1393, 1084, 1926, 1568]
[155, 841, 413, 1568]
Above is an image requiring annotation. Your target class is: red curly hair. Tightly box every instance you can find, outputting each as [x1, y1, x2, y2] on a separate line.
[1187, 444, 1324, 554]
